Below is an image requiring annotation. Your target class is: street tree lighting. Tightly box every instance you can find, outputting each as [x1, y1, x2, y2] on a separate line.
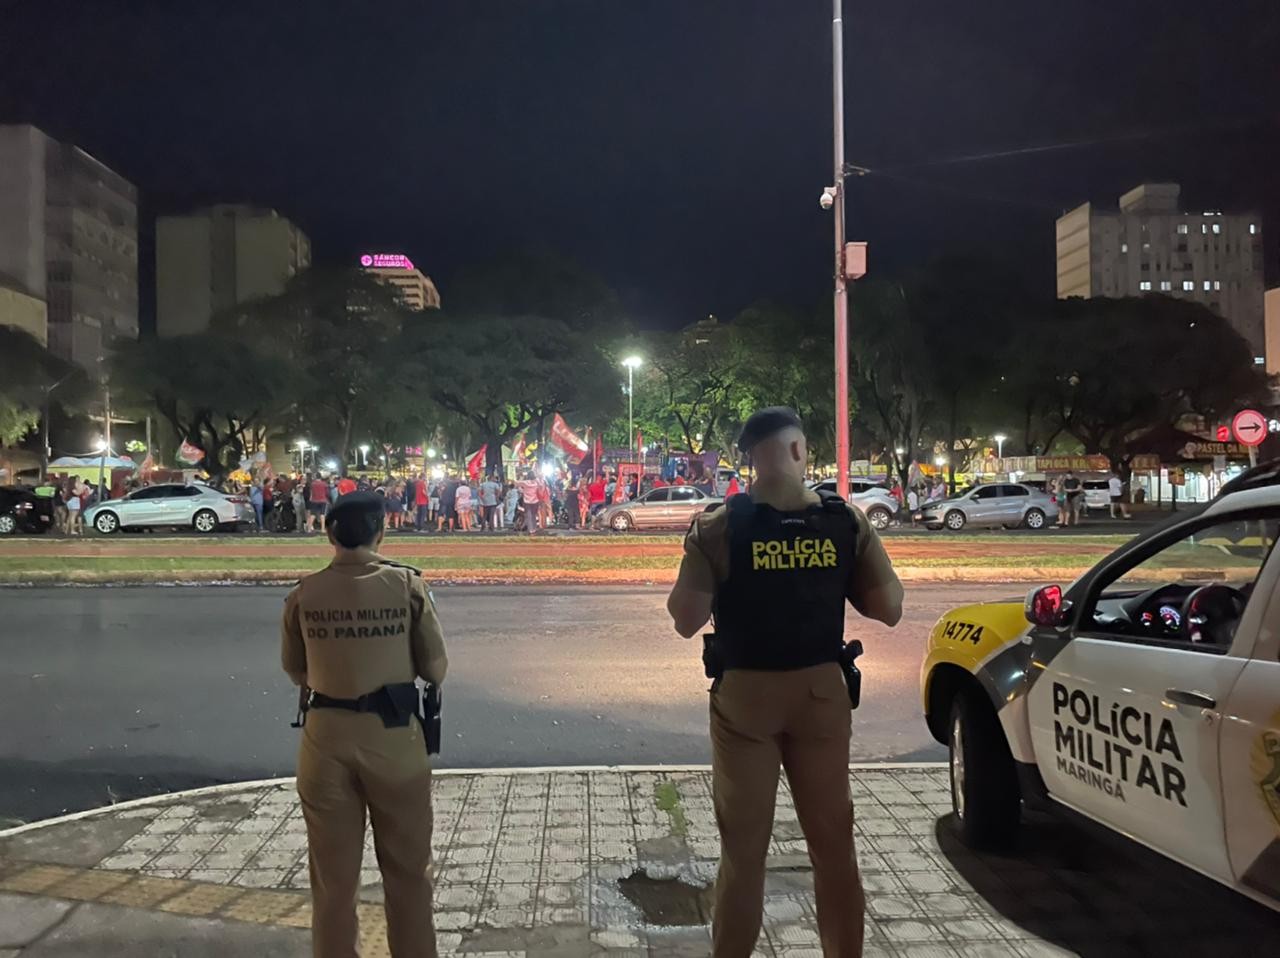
[427, 447, 438, 459]
[622, 356, 643, 460]
[358, 444, 370, 468]
[993, 433, 1007, 459]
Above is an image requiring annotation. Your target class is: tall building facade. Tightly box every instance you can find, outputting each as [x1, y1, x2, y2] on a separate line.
[156, 204, 311, 337]
[0, 124, 138, 368]
[359, 253, 441, 311]
[0, 274, 48, 346]
[1056, 183, 1264, 358]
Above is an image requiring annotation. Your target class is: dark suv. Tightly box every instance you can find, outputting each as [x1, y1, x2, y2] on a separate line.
[0, 486, 54, 534]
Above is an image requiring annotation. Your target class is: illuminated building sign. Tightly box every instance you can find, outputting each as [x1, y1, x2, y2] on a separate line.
[359, 253, 415, 270]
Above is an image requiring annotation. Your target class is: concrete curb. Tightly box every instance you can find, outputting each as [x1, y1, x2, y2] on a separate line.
[0, 762, 948, 839]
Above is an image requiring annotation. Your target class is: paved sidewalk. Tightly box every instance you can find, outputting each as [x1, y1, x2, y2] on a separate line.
[0, 766, 1273, 957]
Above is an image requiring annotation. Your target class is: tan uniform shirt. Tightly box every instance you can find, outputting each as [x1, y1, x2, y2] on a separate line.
[281, 548, 448, 697]
[674, 479, 900, 617]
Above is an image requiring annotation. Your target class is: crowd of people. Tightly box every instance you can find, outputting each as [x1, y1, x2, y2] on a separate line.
[245, 466, 712, 535]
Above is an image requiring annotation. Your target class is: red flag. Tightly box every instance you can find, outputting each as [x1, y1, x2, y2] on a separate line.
[550, 413, 589, 463]
[177, 440, 203, 465]
[466, 446, 486, 480]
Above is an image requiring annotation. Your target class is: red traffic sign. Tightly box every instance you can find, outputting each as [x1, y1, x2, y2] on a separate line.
[1232, 409, 1267, 447]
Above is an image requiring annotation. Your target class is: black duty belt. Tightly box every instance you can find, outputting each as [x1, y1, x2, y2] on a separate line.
[304, 682, 443, 755]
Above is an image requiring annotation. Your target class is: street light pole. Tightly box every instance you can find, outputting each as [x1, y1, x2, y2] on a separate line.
[831, 0, 851, 501]
[622, 356, 643, 462]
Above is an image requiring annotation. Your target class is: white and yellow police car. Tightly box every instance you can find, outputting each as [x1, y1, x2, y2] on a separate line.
[920, 462, 1280, 912]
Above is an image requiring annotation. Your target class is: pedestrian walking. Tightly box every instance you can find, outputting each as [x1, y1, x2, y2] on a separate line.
[1054, 474, 1070, 527]
[291, 480, 306, 534]
[1062, 470, 1082, 527]
[66, 479, 85, 535]
[503, 481, 519, 528]
[564, 477, 581, 529]
[249, 479, 265, 531]
[479, 474, 502, 530]
[306, 473, 329, 533]
[455, 481, 473, 532]
[282, 492, 448, 957]
[1108, 471, 1131, 519]
[436, 478, 457, 532]
[517, 473, 542, 534]
[666, 407, 904, 958]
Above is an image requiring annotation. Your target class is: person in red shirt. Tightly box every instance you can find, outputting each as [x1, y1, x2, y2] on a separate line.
[724, 476, 741, 498]
[306, 473, 329, 533]
[652, 475, 669, 489]
[587, 472, 607, 518]
[674, 474, 687, 486]
[336, 475, 357, 496]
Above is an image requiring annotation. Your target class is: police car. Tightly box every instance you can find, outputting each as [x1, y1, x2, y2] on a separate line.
[920, 461, 1280, 911]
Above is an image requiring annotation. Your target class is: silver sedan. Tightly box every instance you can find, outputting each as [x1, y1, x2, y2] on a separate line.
[595, 486, 722, 532]
[85, 483, 255, 535]
[917, 482, 1058, 531]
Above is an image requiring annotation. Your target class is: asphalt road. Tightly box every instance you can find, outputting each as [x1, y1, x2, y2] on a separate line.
[0, 583, 1013, 824]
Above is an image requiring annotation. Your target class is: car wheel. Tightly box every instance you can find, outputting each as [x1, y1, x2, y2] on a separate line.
[866, 506, 892, 531]
[94, 511, 120, 535]
[0, 514, 16, 535]
[944, 510, 966, 531]
[193, 509, 219, 534]
[610, 512, 633, 532]
[949, 689, 1020, 849]
[1023, 508, 1046, 530]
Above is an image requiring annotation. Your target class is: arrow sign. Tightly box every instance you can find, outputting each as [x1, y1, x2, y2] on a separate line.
[1232, 409, 1267, 448]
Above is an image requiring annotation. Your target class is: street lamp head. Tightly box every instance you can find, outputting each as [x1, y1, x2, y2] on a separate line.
[95, 439, 108, 452]
[993, 433, 1008, 443]
[894, 447, 905, 456]
[427, 448, 437, 459]
[934, 456, 948, 467]
[359, 444, 370, 454]
[296, 439, 309, 451]
[622, 355, 643, 369]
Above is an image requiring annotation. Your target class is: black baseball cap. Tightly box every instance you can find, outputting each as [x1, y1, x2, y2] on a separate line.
[737, 407, 804, 454]
[325, 491, 385, 548]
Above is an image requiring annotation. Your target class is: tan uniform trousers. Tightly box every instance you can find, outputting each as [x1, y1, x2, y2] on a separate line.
[298, 709, 437, 958]
[710, 663, 863, 958]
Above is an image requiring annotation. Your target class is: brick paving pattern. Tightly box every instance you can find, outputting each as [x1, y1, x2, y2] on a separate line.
[0, 767, 1274, 956]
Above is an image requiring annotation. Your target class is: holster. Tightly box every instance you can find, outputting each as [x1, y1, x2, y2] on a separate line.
[702, 633, 724, 681]
[840, 640, 864, 710]
[421, 683, 443, 756]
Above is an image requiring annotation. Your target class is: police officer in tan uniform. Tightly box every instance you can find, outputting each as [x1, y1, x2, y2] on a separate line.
[282, 492, 448, 958]
[667, 408, 903, 958]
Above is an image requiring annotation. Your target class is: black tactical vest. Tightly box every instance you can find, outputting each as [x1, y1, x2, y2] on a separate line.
[712, 491, 856, 671]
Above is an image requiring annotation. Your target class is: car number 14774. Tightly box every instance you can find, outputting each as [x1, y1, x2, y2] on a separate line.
[941, 620, 984, 644]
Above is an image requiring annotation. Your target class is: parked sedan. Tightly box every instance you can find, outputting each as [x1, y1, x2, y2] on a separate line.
[0, 486, 53, 535]
[808, 479, 899, 530]
[917, 482, 1057, 531]
[85, 483, 255, 535]
[595, 486, 721, 532]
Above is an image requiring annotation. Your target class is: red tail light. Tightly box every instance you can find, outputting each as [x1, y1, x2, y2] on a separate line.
[227, 496, 249, 504]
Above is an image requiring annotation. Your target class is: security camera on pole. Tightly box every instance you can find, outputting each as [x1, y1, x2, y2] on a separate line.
[821, 0, 867, 502]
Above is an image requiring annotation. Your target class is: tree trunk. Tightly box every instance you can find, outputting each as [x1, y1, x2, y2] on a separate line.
[338, 412, 354, 477]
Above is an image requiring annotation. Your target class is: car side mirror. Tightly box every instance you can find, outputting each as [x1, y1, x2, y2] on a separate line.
[1025, 584, 1070, 627]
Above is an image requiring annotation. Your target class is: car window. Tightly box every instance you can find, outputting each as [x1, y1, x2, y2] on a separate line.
[644, 489, 671, 503]
[1084, 513, 1280, 650]
[128, 487, 167, 501]
[176, 486, 204, 498]
[672, 487, 699, 501]
[971, 486, 1001, 500]
[1001, 485, 1030, 497]
[1083, 480, 1110, 490]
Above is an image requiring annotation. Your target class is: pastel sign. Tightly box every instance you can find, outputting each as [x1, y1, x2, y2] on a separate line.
[359, 253, 415, 270]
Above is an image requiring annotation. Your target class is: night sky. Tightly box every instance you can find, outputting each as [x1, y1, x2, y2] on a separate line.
[2, 0, 1277, 329]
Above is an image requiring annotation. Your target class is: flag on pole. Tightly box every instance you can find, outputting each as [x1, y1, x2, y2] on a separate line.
[466, 446, 487, 480]
[550, 414, 589, 463]
[177, 440, 203, 465]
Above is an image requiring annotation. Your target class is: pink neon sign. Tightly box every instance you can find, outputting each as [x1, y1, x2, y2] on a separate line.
[359, 253, 415, 270]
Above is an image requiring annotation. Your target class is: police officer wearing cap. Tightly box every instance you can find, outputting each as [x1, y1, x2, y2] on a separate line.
[282, 491, 448, 958]
[667, 408, 903, 958]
